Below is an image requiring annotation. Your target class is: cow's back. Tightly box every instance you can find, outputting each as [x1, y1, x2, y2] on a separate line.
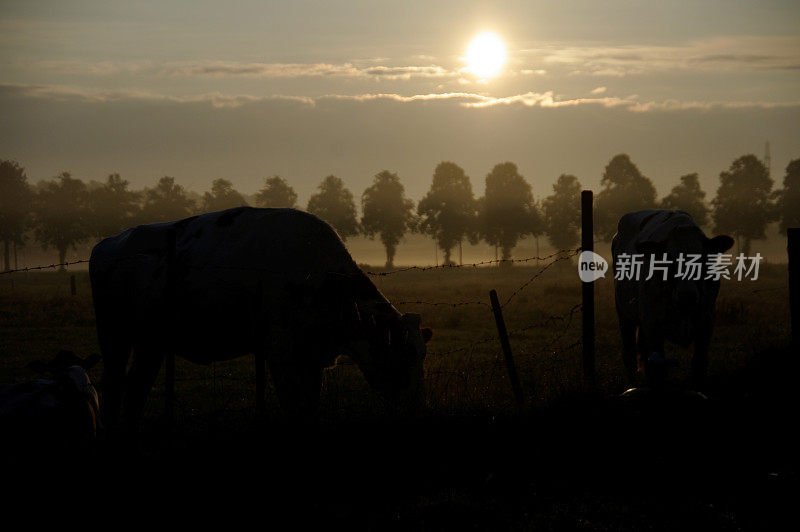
[90, 208, 363, 362]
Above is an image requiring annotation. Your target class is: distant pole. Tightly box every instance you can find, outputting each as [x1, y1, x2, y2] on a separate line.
[581, 190, 596, 391]
[489, 289, 524, 407]
[789, 228, 799, 349]
[70, 274, 76, 296]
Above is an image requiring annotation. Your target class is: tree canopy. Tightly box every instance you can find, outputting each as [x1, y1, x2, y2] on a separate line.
[712, 154, 773, 255]
[140, 176, 196, 223]
[542, 174, 582, 250]
[595, 154, 657, 241]
[660, 173, 710, 228]
[361, 170, 415, 268]
[255, 176, 298, 208]
[0, 159, 32, 271]
[417, 162, 478, 264]
[33, 172, 90, 268]
[88, 173, 141, 239]
[479, 162, 538, 261]
[202, 178, 247, 213]
[306, 175, 359, 240]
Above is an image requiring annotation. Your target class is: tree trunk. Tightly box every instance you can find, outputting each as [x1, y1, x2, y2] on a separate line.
[742, 237, 752, 257]
[385, 243, 396, 269]
[13, 241, 18, 270]
[501, 245, 513, 263]
[58, 247, 67, 271]
[2, 240, 9, 272]
[459, 240, 463, 266]
[443, 247, 452, 265]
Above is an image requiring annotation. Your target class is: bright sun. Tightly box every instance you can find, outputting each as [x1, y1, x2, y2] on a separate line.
[465, 32, 507, 79]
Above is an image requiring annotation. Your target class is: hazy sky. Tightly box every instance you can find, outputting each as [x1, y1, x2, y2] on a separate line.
[1, 0, 799, 203]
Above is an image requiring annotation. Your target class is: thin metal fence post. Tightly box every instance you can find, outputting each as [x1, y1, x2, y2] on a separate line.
[581, 190, 597, 391]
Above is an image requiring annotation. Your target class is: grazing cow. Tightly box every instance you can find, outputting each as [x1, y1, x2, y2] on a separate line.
[90, 207, 432, 432]
[612, 210, 734, 388]
[0, 351, 101, 452]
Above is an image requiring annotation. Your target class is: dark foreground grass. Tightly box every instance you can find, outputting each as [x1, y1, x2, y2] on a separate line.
[0, 263, 796, 528]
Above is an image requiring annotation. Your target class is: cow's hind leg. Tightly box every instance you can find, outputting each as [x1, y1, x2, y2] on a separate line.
[619, 317, 638, 385]
[98, 330, 131, 439]
[123, 347, 165, 434]
[268, 353, 322, 421]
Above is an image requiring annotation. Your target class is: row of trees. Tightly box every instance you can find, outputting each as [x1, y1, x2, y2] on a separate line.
[1, 154, 799, 269]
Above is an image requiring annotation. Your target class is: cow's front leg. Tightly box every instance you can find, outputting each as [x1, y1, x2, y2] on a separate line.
[691, 320, 713, 390]
[268, 352, 322, 421]
[619, 317, 638, 385]
[637, 324, 666, 387]
[123, 347, 165, 435]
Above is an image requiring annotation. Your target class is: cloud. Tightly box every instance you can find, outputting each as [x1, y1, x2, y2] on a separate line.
[3, 82, 798, 113]
[0, 83, 315, 108]
[166, 61, 457, 80]
[520, 36, 800, 76]
[590, 86, 607, 94]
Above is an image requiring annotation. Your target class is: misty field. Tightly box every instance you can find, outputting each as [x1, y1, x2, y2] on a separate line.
[0, 259, 790, 425]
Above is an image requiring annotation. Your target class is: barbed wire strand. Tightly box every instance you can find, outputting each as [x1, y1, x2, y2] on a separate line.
[0, 259, 90, 274]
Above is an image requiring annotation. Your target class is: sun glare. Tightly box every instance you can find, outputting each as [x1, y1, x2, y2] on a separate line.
[465, 32, 507, 79]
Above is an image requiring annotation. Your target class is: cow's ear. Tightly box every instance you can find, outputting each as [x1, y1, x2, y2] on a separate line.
[421, 328, 433, 344]
[706, 235, 734, 254]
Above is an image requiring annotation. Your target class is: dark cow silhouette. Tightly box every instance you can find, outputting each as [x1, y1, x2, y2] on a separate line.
[90, 207, 432, 432]
[0, 351, 101, 452]
[612, 210, 733, 388]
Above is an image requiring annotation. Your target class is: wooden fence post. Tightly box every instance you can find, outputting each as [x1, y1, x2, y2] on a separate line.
[789, 228, 799, 349]
[164, 228, 176, 428]
[70, 274, 76, 296]
[581, 190, 597, 391]
[489, 289, 524, 407]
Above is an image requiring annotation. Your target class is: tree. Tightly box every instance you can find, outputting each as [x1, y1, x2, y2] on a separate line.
[660, 173, 710, 228]
[0, 160, 32, 271]
[306, 175, 359, 240]
[776, 158, 800, 235]
[202, 178, 247, 213]
[88, 173, 141, 239]
[712, 154, 773, 255]
[361, 170, 415, 268]
[417, 162, 478, 264]
[479, 162, 538, 261]
[595, 154, 657, 240]
[33, 172, 90, 269]
[140, 176, 196, 223]
[254, 176, 298, 208]
[542, 174, 582, 250]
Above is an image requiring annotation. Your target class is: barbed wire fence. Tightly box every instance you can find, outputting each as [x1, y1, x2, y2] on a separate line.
[1, 246, 585, 417]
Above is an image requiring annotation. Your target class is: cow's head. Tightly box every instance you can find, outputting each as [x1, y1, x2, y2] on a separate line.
[636, 225, 734, 344]
[28, 351, 101, 421]
[357, 311, 432, 413]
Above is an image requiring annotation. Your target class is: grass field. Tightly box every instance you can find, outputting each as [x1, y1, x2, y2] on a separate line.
[0, 259, 795, 528]
[0, 257, 790, 422]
